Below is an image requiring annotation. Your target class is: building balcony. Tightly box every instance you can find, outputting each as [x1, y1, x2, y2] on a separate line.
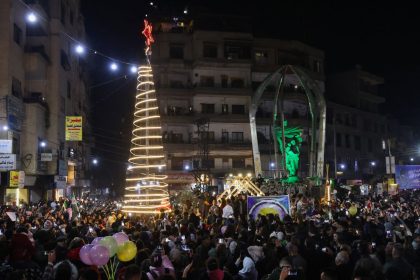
[164, 141, 252, 157]
[24, 45, 50, 62]
[164, 139, 252, 146]
[156, 86, 252, 96]
[192, 58, 252, 68]
[359, 90, 386, 104]
[161, 112, 249, 123]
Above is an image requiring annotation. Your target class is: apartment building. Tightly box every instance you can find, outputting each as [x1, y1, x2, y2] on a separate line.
[151, 16, 325, 190]
[0, 0, 91, 203]
[325, 67, 388, 180]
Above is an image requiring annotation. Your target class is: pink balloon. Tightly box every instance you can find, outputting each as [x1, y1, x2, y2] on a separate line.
[89, 245, 110, 266]
[112, 232, 129, 245]
[79, 244, 94, 265]
[91, 237, 103, 246]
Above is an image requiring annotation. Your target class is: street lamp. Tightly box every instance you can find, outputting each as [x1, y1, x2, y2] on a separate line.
[75, 44, 85, 54]
[92, 159, 98, 165]
[110, 62, 118, 71]
[370, 161, 376, 167]
[340, 163, 346, 170]
[26, 12, 38, 23]
[2, 125, 8, 131]
[130, 66, 137, 73]
[410, 157, 414, 162]
[39, 141, 46, 148]
[184, 164, 190, 171]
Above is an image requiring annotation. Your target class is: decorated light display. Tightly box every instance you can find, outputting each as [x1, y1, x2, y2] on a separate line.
[122, 20, 170, 214]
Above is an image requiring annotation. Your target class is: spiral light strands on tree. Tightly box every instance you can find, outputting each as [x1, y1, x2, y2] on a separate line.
[122, 65, 171, 214]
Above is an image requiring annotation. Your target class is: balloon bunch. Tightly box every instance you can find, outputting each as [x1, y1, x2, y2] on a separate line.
[79, 232, 137, 280]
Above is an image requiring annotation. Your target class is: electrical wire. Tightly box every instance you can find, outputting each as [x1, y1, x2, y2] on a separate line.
[15, 0, 139, 67]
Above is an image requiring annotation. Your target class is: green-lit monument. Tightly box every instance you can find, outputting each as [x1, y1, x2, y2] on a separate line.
[249, 65, 326, 182]
[274, 118, 303, 183]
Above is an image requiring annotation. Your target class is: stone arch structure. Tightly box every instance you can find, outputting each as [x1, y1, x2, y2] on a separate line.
[249, 65, 326, 178]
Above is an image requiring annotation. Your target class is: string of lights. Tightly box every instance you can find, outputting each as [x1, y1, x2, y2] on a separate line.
[15, 0, 194, 76]
[15, 0, 139, 74]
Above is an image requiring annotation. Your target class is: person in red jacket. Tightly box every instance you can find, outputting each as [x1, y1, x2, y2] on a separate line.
[10, 226, 35, 263]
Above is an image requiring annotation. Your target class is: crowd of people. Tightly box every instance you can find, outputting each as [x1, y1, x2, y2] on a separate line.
[0, 186, 419, 280]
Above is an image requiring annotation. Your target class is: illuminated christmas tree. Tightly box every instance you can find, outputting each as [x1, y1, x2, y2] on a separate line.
[123, 20, 171, 214]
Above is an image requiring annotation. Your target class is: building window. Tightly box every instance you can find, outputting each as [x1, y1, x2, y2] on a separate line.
[171, 158, 183, 171]
[202, 159, 215, 169]
[169, 80, 184, 88]
[231, 132, 244, 143]
[169, 44, 184, 59]
[67, 81, 71, 99]
[345, 114, 351, 126]
[221, 131, 229, 143]
[61, 50, 71, 71]
[69, 10, 74, 25]
[354, 135, 361, 151]
[335, 113, 342, 124]
[224, 43, 251, 60]
[232, 105, 245, 114]
[200, 131, 215, 142]
[381, 124, 386, 134]
[12, 136, 20, 155]
[222, 104, 229, 114]
[11, 77, 22, 98]
[345, 134, 351, 148]
[363, 119, 371, 131]
[203, 43, 217, 58]
[232, 158, 245, 168]
[201, 103, 215, 114]
[231, 78, 244, 88]
[170, 133, 183, 143]
[351, 114, 357, 128]
[326, 108, 333, 124]
[313, 60, 321, 73]
[368, 138, 373, 153]
[13, 24, 22, 46]
[255, 50, 268, 64]
[200, 76, 215, 87]
[336, 133, 342, 147]
[60, 2, 66, 24]
[221, 75, 228, 88]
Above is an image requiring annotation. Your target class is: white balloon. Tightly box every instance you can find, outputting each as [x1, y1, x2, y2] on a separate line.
[51, 202, 57, 208]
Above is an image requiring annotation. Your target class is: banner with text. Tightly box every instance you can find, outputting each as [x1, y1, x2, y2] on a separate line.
[0, 154, 16, 171]
[395, 165, 420, 189]
[247, 195, 290, 220]
[65, 116, 82, 141]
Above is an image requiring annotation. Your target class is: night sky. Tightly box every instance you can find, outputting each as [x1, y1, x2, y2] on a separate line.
[80, 0, 420, 190]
